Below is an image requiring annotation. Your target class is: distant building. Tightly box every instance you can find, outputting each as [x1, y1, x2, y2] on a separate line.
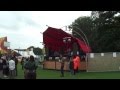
[0, 37, 9, 54]
[15, 47, 37, 58]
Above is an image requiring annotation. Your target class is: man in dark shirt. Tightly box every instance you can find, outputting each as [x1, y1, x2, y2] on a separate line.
[24, 55, 37, 79]
[14, 57, 18, 76]
[2, 58, 8, 78]
[0, 58, 3, 79]
[69, 59, 74, 75]
[60, 60, 64, 77]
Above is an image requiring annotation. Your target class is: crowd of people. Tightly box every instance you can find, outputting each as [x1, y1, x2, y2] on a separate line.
[0, 54, 38, 79]
[0, 52, 83, 79]
[0, 55, 18, 79]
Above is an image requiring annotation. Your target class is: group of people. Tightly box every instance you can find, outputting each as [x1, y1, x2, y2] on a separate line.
[0, 52, 82, 79]
[0, 55, 18, 79]
[0, 54, 38, 79]
[60, 55, 81, 77]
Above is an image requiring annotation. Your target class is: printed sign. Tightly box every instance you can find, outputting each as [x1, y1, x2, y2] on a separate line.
[90, 53, 94, 58]
[101, 53, 104, 56]
[113, 52, 116, 57]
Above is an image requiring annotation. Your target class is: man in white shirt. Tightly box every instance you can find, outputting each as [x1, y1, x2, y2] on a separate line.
[9, 57, 15, 79]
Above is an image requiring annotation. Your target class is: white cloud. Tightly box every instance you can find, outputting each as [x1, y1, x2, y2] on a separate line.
[0, 11, 91, 49]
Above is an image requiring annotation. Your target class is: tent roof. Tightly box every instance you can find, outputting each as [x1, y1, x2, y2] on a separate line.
[43, 27, 91, 53]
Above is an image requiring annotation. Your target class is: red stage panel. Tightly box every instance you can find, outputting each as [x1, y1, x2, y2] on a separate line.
[43, 27, 91, 53]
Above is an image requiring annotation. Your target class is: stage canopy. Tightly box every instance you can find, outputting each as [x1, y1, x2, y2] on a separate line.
[43, 27, 91, 53]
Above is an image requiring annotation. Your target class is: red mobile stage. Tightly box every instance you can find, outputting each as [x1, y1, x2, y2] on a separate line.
[43, 27, 91, 71]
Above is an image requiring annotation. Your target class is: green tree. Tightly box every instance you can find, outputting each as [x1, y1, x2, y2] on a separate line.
[69, 11, 120, 53]
[69, 16, 94, 52]
[33, 47, 43, 55]
[91, 11, 120, 52]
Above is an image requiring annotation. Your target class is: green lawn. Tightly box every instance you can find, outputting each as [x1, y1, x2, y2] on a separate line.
[15, 63, 120, 79]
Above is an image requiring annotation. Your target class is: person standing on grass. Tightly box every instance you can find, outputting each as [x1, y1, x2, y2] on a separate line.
[60, 59, 65, 77]
[5, 59, 9, 77]
[21, 57, 25, 70]
[9, 57, 15, 79]
[73, 55, 77, 75]
[24, 57, 29, 79]
[14, 56, 18, 76]
[69, 58, 74, 75]
[76, 55, 81, 73]
[0, 57, 3, 79]
[2, 58, 8, 78]
[24, 55, 38, 79]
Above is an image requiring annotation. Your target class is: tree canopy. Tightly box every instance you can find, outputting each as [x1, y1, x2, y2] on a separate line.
[27, 46, 43, 55]
[33, 47, 43, 55]
[69, 11, 120, 53]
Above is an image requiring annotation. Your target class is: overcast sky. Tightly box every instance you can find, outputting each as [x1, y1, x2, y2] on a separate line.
[0, 11, 91, 49]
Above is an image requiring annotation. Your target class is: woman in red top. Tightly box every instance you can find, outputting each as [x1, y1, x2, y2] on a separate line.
[76, 55, 81, 73]
[73, 55, 77, 75]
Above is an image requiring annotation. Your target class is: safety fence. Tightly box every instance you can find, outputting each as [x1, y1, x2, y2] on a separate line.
[87, 52, 120, 72]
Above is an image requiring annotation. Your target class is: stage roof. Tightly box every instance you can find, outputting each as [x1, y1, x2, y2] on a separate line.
[43, 27, 91, 53]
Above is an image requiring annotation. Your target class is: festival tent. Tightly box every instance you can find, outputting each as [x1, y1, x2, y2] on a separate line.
[43, 27, 91, 53]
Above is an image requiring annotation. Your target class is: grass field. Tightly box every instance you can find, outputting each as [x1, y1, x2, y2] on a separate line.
[15, 63, 120, 79]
